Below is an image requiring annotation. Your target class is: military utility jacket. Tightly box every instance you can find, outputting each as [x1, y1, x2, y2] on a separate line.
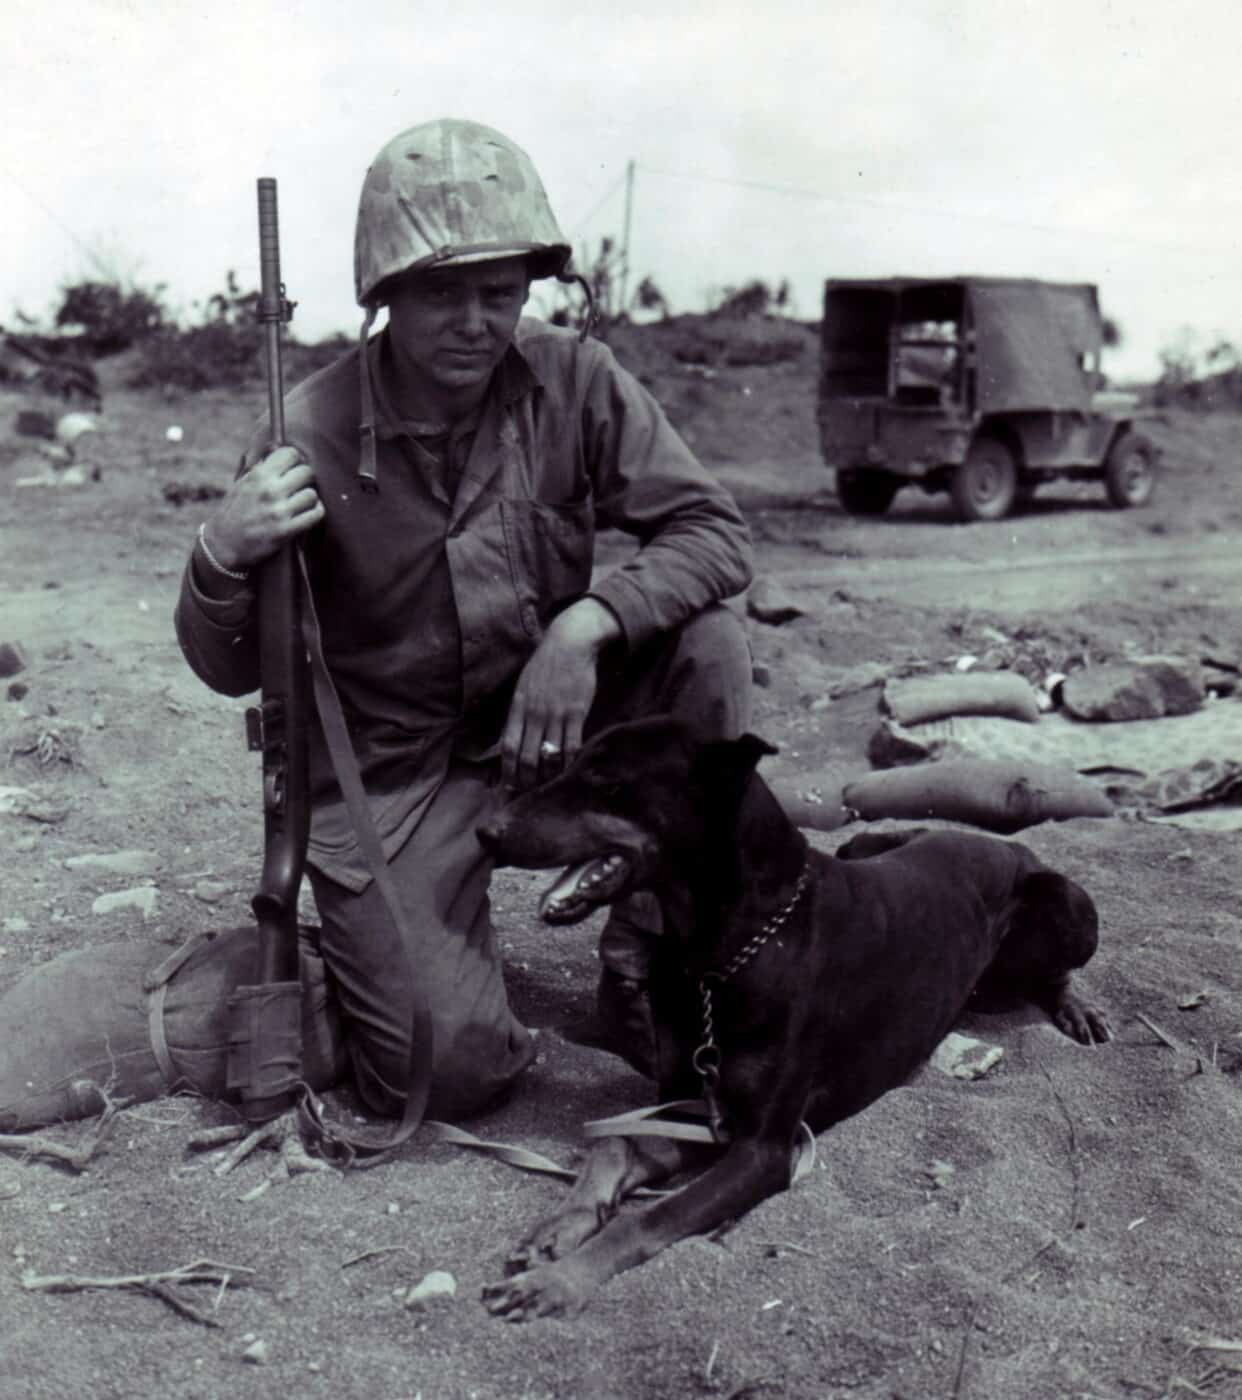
[175, 317, 753, 887]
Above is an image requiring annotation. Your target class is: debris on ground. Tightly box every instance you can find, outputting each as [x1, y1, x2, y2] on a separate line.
[746, 576, 805, 626]
[930, 1032, 1005, 1080]
[91, 886, 158, 919]
[1061, 656, 1205, 720]
[21, 1256, 255, 1329]
[402, 1269, 458, 1309]
[828, 661, 889, 699]
[0, 642, 28, 678]
[65, 849, 160, 877]
[9, 724, 81, 768]
[54, 412, 100, 452]
[14, 409, 56, 439]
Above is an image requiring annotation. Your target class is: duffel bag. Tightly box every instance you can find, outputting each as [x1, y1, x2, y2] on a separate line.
[0, 926, 347, 1131]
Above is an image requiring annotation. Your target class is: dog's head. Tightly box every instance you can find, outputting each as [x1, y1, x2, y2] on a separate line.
[476, 716, 776, 924]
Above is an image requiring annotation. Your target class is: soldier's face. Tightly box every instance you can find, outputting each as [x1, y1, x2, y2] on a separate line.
[386, 257, 530, 400]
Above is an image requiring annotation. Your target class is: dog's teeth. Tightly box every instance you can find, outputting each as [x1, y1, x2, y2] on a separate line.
[581, 856, 619, 890]
[539, 853, 631, 924]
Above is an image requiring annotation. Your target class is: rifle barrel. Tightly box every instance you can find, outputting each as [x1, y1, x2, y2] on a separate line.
[256, 177, 288, 445]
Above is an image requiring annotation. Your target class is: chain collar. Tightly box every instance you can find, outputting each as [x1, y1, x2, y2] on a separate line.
[692, 855, 812, 1142]
[705, 857, 812, 986]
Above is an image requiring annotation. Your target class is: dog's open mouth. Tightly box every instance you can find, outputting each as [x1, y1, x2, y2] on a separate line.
[538, 853, 632, 924]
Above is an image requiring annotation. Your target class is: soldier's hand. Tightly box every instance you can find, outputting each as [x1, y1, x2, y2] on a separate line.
[501, 598, 622, 792]
[202, 446, 324, 571]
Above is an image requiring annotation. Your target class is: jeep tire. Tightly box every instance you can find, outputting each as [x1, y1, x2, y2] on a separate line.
[1104, 430, 1157, 508]
[951, 438, 1018, 522]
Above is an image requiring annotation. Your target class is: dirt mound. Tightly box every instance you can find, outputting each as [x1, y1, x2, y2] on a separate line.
[608, 315, 822, 473]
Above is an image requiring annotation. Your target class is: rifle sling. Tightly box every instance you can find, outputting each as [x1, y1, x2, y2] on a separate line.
[295, 547, 434, 1162]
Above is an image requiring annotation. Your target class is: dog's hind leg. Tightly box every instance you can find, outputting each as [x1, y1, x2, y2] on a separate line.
[503, 1134, 714, 1278]
[1031, 972, 1111, 1045]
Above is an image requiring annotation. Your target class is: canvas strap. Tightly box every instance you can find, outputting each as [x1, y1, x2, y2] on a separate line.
[291, 548, 435, 1166]
[585, 1100, 818, 1184]
[143, 930, 220, 1087]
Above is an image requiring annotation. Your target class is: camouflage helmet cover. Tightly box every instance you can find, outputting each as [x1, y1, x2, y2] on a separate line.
[354, 118, 572, 306]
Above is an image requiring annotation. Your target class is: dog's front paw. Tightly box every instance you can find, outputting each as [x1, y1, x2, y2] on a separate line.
[482, 1264, 589, 1322]
[1054, 992, 1112, 1045]
[505, 1205, 604, 1275]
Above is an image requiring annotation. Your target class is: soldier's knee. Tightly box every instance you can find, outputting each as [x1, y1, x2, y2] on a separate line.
[350, 1023, 535, 1122]
[675, 603, 748, 664]
[669, 605, 752, 737]
[426, 1022, 536, 1120]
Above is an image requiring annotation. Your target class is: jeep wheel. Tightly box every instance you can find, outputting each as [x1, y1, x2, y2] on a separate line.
[951, 439, 1018, 522]
[836, 470, 900, 516]
[1104, 431, 1157, 508]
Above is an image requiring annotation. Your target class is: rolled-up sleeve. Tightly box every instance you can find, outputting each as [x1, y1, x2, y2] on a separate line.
[174, 558, 260, 696]
[578, 342, 753, 649]
[172, 436, 281, 698]
[175, 436, 264, 694]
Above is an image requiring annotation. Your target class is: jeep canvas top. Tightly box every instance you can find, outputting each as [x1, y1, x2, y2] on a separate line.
[818, 276, 1156, 521]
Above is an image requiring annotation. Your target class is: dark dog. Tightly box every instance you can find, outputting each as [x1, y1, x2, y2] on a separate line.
[475, 717, 1109, 1320]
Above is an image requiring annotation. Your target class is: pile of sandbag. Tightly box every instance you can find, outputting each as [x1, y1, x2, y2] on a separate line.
[772, 669, 1111, 835]
[847, 670, 1112, 832]
[773, 653, 1242, 835]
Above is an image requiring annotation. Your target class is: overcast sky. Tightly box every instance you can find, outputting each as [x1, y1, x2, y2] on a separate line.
[6, 0, 1241, 380]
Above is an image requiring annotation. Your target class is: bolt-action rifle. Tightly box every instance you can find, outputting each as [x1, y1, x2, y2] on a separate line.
[225, 179, 433, 1161]
[227, 178, 309, 1126]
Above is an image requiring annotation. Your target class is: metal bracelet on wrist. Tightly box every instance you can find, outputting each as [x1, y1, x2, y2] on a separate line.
[197, 522, 250, 582]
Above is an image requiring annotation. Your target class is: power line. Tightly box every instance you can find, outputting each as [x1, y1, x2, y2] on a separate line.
[1, 163, 117, 281]
[564, 167, 631, 236]
[633, 161, 1241, 260]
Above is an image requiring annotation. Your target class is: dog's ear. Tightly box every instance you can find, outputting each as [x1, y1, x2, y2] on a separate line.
[690, 732, 778, 809]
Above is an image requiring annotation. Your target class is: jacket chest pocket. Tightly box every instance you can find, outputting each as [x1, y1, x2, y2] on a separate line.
[500, 497, 596, 637]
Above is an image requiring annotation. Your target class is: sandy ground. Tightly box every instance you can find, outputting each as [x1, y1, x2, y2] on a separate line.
[1, 344, 1240, 1400]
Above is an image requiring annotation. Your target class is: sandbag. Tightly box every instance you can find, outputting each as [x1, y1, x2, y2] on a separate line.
[883, 672, 1041, 726]
[0, 926, 347, 1131]
[843, 759, 1113, 834]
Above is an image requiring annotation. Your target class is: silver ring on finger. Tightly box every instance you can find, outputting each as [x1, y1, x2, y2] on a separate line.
[539, 740, 561, 760]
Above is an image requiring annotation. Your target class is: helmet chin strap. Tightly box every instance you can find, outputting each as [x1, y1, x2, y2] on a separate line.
[356, 304, 380, 490]
[559, 271, 596, 342]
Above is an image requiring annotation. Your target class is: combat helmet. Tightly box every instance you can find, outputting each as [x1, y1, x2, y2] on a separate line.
[354, 119, 573, 306]
[351, 120, 580, 489]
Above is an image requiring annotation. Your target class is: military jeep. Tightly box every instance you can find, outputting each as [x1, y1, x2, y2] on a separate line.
[817, 276, 1158, 521]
